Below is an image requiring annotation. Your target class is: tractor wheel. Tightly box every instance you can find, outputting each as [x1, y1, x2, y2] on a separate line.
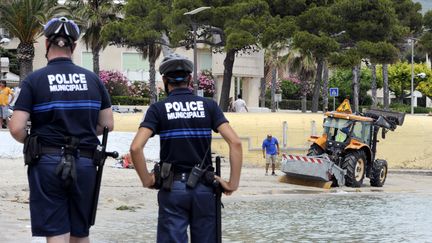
[341, 150, 366, 187]
[307, 144, 324, 156]
[370, 159, 388, 187]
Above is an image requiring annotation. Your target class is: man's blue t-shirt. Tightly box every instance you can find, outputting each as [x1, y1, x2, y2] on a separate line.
[140, 88, 228, 172]
[262, 137, 279, 155]
[14, 57, 111, 149]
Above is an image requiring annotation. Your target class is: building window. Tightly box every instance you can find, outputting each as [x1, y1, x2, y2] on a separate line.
[81, 52, 93, 72]
[198, 51, 212, 71]
[122, 52, 148, 71]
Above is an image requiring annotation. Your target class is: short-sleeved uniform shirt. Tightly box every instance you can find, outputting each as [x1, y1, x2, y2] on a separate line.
[262, 137, 279, 155]
[140, 88, 228, 172]
[14, 57, 111, 149]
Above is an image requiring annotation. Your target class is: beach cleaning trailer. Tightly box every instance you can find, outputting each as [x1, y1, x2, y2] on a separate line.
[281, 100, 405, 188]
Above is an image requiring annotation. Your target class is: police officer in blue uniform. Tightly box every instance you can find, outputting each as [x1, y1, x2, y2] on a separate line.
[9, 17, 113, 242]
[130, 53, 242, 243]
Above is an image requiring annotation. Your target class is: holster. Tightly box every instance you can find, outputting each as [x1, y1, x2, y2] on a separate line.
[161, 162, 173, 191]
[202, 170, 219, 188]
[55, 136, 79, 187]
[152, 162, 173, 191]
[152, 162, 162, 190]
[23, 135, 41, 166]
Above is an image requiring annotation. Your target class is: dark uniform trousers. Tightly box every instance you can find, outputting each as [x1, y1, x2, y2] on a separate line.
[157, 180, 216, 243]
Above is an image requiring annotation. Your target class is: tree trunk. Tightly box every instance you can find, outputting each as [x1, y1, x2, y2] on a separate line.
[92, 45, 101, 75]
[321, 60, 329, 112]
[399, 81, 405, 103]
[219, 49, 236, 111]
[301, 95, 307, 113]
[352, 65, 360, 113]
[300, 77, 308, 113]
[17, 42, 34, 84]
[161, 33, 173, 56]
[311, 59, 323, 113]
[271, 67, 277, 112]
[383, 64, 389, 110]
[371, 63, 377, 108]
[149, 45, 157, 104]
[259, 77, 266, 107]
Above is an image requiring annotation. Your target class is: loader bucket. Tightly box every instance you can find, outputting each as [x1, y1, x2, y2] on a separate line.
[280, 154, 346, 189]
[364, 109, 405, 127]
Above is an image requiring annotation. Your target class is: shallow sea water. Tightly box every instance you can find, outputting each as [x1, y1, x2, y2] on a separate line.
[222, 193, 432, 243]
[89, 192, 432, 243]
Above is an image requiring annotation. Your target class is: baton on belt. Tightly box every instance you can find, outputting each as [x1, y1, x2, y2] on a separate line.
[90, 127, 118, 225]
[215, 156, 223, 243]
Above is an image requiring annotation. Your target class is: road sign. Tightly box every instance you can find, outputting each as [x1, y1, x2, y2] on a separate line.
[329, 88, 339, 97]
[197, 89, 204, 97]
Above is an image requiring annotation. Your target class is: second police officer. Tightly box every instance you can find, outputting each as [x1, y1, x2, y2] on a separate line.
[130, 53, 242, 243]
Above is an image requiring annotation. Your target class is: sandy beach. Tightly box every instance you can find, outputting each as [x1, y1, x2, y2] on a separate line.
[1, 110, 432, 242]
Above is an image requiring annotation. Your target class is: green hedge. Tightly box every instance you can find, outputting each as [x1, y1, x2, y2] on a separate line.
[389, 103, 432, 114]
[265, 99, 314, 110]
[264, 99, 432, 114]
[111, 96, 150, 106]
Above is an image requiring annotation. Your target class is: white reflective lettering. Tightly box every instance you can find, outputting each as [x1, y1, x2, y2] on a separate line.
[165, 103, 173, 112]
[173, 102, 180, 111]
[79, 74, 87, 83]
[55, 74, 63, 84]
[189, 101, 197, 111]
[197, 101, 204, 110]
[72, 74, 80, 84]
[48, 75, 55, 85]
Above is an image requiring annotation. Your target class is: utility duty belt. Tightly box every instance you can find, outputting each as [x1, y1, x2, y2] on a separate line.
[23, 135, 106, 187]
[40, 146, 94, 159]
[153, 162, 218, 191]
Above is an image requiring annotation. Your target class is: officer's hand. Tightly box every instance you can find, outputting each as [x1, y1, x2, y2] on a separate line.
[214, 175, 237, 196]
[144, 172, 156, 189]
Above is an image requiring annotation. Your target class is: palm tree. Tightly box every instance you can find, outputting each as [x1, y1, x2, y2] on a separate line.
[264, 44, 285, 112]
[138, 44, 161, 104]
[0, 0, 58, 83]
[67, 0, 121, 75]
[286, 49, 316, 113]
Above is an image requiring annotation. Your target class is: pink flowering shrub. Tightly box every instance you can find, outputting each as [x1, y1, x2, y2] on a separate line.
[129, 81, 150, 98]
[189, 70, 216, 97]
[99, 70, 130, 96]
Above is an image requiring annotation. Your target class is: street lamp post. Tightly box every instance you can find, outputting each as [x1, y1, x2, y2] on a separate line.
[184, 6, 211, 95]
[410, 38, 415, 115]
